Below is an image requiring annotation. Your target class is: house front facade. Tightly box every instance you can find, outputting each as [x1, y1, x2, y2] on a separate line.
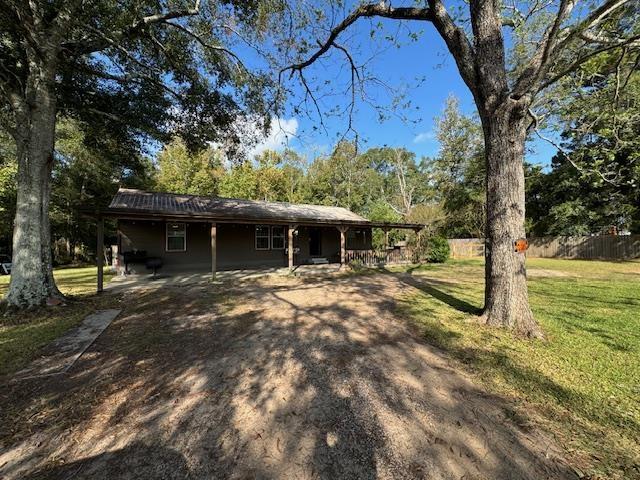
[117, 220, 373, 273]
[93, 188, 423, 287]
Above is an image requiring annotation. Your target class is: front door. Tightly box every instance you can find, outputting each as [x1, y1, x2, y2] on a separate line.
[309, 228, 322, 256]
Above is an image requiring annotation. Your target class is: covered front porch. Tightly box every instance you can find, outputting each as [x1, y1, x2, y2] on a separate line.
[95, 220, 424, 292]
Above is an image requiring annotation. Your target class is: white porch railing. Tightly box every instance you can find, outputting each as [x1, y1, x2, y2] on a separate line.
[345, 249, 414, 266]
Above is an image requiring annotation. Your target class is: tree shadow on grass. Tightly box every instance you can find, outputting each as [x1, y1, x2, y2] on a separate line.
[390, 269, 483, 315]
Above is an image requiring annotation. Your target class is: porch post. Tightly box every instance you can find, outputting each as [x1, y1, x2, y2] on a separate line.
[337, 226, 349, 266]
[97, 216, 104, 293]
[383, 227, 390, 250]
[288, 225, 293, 271]
[210, 222, 217, 280]
[288, 225, 296, 272]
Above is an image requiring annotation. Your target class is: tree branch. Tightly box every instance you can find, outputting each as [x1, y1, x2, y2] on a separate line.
[551, 0, 634, 59]
[528, 109, 624, 186]
[278, 1, 477, 125]
[132, 0, 201, 29]
[84, 108, 127, 123]
[280, 4, 435, 78]
[512, 0, 577, 97]
[76, 59, 183, 99]
[539, 32, 640, 90]
[332, 42, 360, 139]
[428, 0, 478, 92]
[297, 69, 327, 134]
[162, 20, 246, 73]
[579, 30, 640, 47]
[62, 0, 202, 56]
[513, 0, 635, 97]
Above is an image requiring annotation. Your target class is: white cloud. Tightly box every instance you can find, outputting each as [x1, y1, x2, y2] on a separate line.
[249, 117, 299, 157]
[413, 130, 436, 144]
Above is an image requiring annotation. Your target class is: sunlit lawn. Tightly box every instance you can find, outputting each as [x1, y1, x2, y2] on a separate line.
[395, 258, 640, 479]
[0, 267, 113, 376]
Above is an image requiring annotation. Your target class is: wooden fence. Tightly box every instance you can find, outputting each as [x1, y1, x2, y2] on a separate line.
[448, 239, 486, 259]
[448, 235, 640, 260]
[345, 248, 414, 266]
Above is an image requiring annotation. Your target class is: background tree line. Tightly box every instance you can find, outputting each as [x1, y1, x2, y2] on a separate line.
[2, 55, 637, 266]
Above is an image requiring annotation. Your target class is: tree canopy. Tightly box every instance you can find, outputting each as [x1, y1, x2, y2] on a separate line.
[0, 0, 276, 153]
[0, 0, 281, 307]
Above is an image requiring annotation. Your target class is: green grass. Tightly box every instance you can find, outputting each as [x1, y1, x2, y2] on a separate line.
[396, 258, 640, 479]
[0, 267, 113, 376]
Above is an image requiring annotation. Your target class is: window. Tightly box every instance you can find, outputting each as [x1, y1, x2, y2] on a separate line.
[271, 226, 286, 250]
[346, 229, 368, 250]
[255, 225, 270, 250]
[166, 223, 186, 252]
[346, 229, 358, 249]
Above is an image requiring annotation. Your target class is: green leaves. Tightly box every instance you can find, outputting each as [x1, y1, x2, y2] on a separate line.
[0, 131, 17, 250]
[431, 95, 486, 238]
[2, 0, 280, 160]
[156, 137, 225, 196]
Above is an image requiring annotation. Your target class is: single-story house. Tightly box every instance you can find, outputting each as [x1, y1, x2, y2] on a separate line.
[90, 188, 423, 290]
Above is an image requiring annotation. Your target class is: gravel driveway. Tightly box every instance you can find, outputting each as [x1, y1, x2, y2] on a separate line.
[0, 273, 575, 479]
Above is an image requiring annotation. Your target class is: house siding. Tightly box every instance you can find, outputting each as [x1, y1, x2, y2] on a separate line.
[117, 220, 373, 272]
[218, 223, 287, 270]
[119, 220, 375, 272]
[118, 220, 211, 272]
[296, 227, 341, 264]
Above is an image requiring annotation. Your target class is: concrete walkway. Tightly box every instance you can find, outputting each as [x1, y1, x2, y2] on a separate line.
[12, 309, 121, 382]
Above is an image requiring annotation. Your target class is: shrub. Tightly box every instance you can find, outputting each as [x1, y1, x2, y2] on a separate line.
[426, 236, 450, 263]
[348, 259, 365, 271]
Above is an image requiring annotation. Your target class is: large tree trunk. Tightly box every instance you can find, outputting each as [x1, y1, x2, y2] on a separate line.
[5, 76, 61, 308]
[480, 103, 543, 338]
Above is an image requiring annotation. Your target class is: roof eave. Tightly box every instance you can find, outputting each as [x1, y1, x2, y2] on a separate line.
[98, 207, 374, 227]
[82, 207, 424, 230]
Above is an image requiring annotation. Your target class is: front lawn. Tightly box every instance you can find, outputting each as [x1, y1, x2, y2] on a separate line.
[0, 267, 114, 376]
[396, 258, 640, 479]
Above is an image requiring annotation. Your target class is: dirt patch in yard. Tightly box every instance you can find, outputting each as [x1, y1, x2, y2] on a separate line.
[0, 274, 575, 479]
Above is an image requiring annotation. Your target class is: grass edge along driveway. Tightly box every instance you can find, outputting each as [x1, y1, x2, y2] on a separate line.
[0, 267, 114, 377]
[395, 258, 640, 480]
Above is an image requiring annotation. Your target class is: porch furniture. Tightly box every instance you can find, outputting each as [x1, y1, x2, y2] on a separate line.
[122, 250, 147, 274]
[145, 257, 163, 277]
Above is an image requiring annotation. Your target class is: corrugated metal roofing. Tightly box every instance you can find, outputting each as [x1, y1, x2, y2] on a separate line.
[107, 188, 370, 224]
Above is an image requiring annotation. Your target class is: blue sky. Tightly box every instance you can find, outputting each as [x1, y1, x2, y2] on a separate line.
[249, 11, 558, 167]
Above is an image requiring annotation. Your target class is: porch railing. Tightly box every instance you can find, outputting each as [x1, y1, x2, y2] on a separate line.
[345, 249, 414, 266]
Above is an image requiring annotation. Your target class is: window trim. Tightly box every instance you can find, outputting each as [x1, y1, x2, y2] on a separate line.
[255, 225, 270, 250]
[271, 225, 286, 250]
[166, 222, 187, 252]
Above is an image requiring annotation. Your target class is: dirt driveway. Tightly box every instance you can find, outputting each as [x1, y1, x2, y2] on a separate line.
[0, 273, 575, 479]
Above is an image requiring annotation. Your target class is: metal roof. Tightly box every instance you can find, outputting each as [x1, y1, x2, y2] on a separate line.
[101, 188, 424, 230]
